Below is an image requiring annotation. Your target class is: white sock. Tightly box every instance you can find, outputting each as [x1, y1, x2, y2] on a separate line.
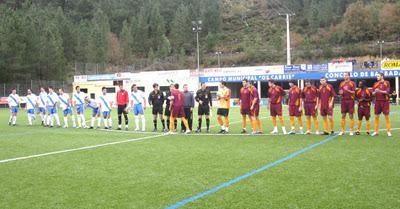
[50, 115, 54, 126]
[109, 118, 112, 127]
[47, 115, 52, 126]
[97, 118, 101, 128]
[81, 115, 87, 127]
[141, 115, 145, 131]
[64, 117, 68, 127]
[12, 116, 17, 125]
[135, 116, 139, 130]
[225, 127, 229, 132]
[103, 118, 108, 127]
[91, 117, 95, 127]
[71, 115, 76, 127]
[54, 114, 60, 126]
[221, 125, 225, 130]
[77, 115, 82, 127]
[28, 114, 32, 125]
[43, 114, 47, 123]
[40, 114, 44, 122]
[9, 115, 13, 123]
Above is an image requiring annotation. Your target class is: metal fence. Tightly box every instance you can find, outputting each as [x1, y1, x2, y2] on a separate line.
[0, 80, 72, 97]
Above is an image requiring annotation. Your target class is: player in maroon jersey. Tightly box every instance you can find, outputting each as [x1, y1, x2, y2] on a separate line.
[249, 81, 262, 134]
[302, 80, 320, 135]
[371, 73, 392, 137]
[319, 77, 336, 135]
[355, 80, 372, 135]
[338, 72, 356, 136]
[239, 79, 252, 133]
[268, 80, 287, 134]
[288, 81, 303, 134]
[169, 84, 190, 134]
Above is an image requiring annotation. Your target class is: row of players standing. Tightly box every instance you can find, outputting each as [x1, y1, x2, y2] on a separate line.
[254, 72, 392, 137]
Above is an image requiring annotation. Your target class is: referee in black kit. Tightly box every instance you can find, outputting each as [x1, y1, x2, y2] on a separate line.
[148, 83, 166, 132]
[195, 82, 212, 133]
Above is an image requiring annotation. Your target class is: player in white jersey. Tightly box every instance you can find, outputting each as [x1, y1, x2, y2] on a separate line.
[7, 88, 20, 126]
[98, 87, 113, 129]
[72, 86, 87, 128]
[129, 84, 147, 131]
[58, 88, 76, 128]
[84, 96, 101, 129]
[46, 86, 61, 128]
[38, 87, 48, 126]
[25, 89, 37, 125]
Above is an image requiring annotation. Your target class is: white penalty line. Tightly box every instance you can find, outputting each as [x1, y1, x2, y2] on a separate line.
[0, 134, 168, 164]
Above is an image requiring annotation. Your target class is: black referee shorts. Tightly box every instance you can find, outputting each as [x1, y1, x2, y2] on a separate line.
[152, 105, 163, 115]
[198, 105, 210, 116]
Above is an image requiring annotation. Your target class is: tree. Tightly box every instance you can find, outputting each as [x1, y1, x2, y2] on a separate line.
[170, 4, 192, 53]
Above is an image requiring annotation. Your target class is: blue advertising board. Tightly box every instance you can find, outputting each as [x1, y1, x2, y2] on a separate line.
[199, 69, 400, 83]
[284, 65, 306, 74]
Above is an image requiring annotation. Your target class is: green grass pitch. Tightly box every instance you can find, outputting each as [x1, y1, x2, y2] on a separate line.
[0, 106, 399, 209]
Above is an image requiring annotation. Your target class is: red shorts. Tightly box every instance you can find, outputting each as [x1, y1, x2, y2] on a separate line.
[341, 100, 355, 114]
[358, 106, 371, 120]
[374, 101, 390, 115]
[304, 103, 317, 116]
[171, 106, 186, 118]
[320, 106, 333, 116]
[289, 105, 302, 117]
[250, 105, 260, 117]
[241, 108, 251, 115]
[270, 103, 282, 117]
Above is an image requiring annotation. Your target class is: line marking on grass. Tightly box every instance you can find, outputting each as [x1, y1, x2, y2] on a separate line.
[0, 134, 168, 164]
[164, 134, 340, 209]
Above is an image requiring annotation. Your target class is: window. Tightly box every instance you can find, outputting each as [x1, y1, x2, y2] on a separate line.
[160, 86, 170, 92]
[106, 87, 115, 93]
[113, 80, 123, 86]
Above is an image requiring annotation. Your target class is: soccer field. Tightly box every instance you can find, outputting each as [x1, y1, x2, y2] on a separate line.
[0, 106, 399, 209]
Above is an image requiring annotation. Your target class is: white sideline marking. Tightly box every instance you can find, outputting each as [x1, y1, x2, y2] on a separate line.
[0, 134, 167, 164]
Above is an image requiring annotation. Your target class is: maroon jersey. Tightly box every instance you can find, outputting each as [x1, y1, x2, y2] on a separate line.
[239, 86, 251, 110]
[268, 85, 285, 104]
[339, 80, 356, 100]
[288, 86, 302, 106]
[319, 84, 336, 107]
[356, 88, 372, 108]
[171, 89, 184, 108]
[373, 80, 390, 101]
[250, 86, 260, 106]
[302, 86, 319, 103]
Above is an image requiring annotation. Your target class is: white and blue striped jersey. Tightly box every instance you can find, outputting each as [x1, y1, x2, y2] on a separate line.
[98, 95, 112, 112]
[38, 92, 48, 108]
[73, 91, 86, 106]
[46, 92, 59, 107]
[7, 94, 20, 107]
[58, 93, 70, 110]
[86, 99, 99, 110]
[26, 94, 37, 110]
[130, 90, 145, 105]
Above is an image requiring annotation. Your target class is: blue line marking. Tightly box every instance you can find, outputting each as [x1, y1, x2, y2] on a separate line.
[165, 134, 339, 209]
